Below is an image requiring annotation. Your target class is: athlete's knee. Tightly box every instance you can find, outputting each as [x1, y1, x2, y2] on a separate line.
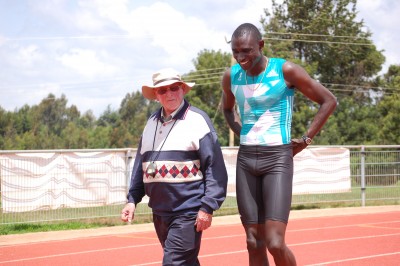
[264, 220, 288, 255]
[266, 238, 286, 257]
[246, 237, 266, 253]
[246, 237, 257, 250]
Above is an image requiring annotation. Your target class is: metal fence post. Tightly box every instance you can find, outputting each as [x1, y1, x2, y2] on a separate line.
[361, 145, 366, 207]
[125, 149, 133, 192]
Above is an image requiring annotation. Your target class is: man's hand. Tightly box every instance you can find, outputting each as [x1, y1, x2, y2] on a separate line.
[194, 210, 213, 232]
[121, 203, 135, 223]
[291, 138, 308, 156]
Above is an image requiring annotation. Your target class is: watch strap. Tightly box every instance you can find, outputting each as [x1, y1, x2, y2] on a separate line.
[302, 135, 312, 145]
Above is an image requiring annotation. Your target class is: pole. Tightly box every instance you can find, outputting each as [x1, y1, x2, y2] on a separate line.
[361, 145, 366, 207]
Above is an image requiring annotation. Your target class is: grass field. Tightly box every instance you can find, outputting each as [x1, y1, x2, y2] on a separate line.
[1, 184, 399, 235]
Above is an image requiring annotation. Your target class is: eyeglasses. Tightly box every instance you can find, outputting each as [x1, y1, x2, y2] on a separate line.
[156, 85, 181, 95]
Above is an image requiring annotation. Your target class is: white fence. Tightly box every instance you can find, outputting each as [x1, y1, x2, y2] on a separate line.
[1, 151, 129, 213]
[223, 147, 351, 196]
[1, 146, 399, 224]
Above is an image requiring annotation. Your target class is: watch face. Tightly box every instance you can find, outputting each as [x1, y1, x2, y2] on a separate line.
[303, 136, 312, 144]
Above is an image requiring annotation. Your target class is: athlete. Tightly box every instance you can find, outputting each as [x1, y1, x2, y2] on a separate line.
[221, 23, 337, 265]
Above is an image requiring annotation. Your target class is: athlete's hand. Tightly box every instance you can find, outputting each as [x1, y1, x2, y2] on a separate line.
[121, 203, 135, 223]
[291, 138, 308, 156]
[195, 210, 213, 232]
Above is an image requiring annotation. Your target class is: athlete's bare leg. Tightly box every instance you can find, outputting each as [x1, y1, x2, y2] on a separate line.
[264, 220, 296, 266]
[243, 224, 269, 266]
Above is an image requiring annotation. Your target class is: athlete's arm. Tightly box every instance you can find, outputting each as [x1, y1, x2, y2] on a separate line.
[222, 68, 242, 136]
[283, 61, 337, 155]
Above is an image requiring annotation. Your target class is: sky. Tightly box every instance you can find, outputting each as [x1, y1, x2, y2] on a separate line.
[1, 0, 399, 117]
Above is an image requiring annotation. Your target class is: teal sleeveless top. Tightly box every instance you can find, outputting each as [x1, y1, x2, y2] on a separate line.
[230, 58, 294, 146]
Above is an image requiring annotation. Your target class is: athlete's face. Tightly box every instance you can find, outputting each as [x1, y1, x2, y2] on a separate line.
[231, 32, 264, 72]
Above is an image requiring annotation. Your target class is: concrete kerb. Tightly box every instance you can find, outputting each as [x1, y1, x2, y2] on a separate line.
[0, 205, 398, 246]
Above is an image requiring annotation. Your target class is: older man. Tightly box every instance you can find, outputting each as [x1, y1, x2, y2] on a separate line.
[121, 68, 228, 265]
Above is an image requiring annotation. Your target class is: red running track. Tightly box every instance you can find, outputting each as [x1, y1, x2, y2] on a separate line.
[0, 206, 399, 265]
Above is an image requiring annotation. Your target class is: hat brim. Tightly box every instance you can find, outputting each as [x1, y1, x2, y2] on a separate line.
[142, 80, 195, 100]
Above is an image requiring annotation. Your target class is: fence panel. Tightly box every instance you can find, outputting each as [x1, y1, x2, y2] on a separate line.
[1, 146, 399, 225]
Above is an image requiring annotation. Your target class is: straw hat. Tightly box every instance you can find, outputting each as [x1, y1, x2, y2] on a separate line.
[141, 68, 195, 100]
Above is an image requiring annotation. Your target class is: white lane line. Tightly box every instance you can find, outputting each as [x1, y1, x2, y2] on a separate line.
[289, 232, 400, 247]
[305, 251, 400, 265]
[131, 250, 248, 266]
[0, 243, 159, 264]
[288, 220, 400, 233]
[132, 234, 400, 266]
[2, 222, 400, 264]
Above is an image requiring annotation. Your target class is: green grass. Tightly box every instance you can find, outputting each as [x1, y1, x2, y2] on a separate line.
[0, 221, 106, 235]
[1, 185, 399, 236]
[0, 213, 158, 235]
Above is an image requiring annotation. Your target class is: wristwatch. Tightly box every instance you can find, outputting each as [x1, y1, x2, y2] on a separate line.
[302, 135, 312, 145]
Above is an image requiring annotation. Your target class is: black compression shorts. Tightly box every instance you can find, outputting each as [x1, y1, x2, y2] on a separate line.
[236, 144, 293, 224]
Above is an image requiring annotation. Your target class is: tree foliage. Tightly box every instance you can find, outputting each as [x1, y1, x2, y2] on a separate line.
[375, 65, 400, 144]
[261, 0, 389, 144]
[0, 0, 398, 149]
[185, 49, 232, 145]
[262, 0, 385, 85]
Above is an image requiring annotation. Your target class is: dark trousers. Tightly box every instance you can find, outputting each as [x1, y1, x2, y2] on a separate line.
[153, 213, 202, 266]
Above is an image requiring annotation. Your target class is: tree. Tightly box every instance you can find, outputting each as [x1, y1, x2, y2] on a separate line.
[119, 91, 154, 147]
[376, 65, 400, 144]
[34, 94, 69, 135]
[0, 1, 397, 148]
[97, 105, 120, 128]
[61, 122, 89, 149]
[262, 0, 384, 87]
[78, 110, 96, 129]
[261, 0, 386, 144]
[0, 107, 11, 149]
[13, 105, 34, 134]
[186, 49, 232, 145]
[88, 126, 112, 148]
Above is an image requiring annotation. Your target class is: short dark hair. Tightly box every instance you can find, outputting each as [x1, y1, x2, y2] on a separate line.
[232, 23, 262, 41]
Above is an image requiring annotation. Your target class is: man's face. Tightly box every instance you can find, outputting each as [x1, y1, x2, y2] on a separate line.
[231, 32, 263, 71]
[155, 83, 185, 116]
